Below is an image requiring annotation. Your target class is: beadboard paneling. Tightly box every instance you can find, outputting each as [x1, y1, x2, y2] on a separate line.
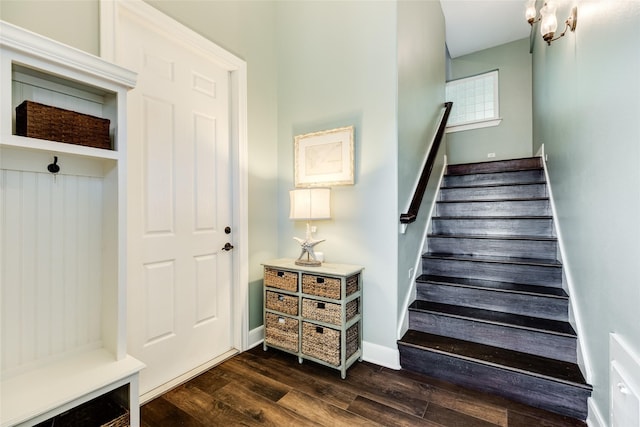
[1, 169, 104, 376]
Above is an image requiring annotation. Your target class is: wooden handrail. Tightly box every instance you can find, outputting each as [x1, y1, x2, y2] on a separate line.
[400, 101, 453, 224]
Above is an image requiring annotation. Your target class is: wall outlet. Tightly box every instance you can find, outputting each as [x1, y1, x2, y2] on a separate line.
[310, 225, 317, 233]
[488, 152, 496, 158]
[408, 267, 414, 279]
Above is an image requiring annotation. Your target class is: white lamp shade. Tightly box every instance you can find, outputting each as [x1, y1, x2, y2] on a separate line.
[289, 188, 331, 220]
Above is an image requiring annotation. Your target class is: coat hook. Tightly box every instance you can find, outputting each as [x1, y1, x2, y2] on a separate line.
[47, 156, 60, 174]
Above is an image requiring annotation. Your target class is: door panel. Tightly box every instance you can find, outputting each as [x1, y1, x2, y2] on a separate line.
[115, 8, 232, 395]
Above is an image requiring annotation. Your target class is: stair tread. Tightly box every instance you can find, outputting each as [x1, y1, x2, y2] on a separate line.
[428, 233, 557, 242]
[441, 182, 546, 190]
[447, 158, 543, 176]
[409, 301, 575, 336]
[433, 215, 553, 219]
[437, 197, 549, 203]
[444, 168, 544, 179]
[398, 330, 590, 388]
[423, 252, 562, 267]
[417, 274, 568, 298]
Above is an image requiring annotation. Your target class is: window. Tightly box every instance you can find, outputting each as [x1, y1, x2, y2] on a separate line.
[445, 70, 501, 133]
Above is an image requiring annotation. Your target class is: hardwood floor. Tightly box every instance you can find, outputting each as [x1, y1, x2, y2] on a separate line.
[141, 345, 586, 426]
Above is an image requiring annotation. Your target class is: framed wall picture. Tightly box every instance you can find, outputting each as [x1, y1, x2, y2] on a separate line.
[294, 125, 354, 187]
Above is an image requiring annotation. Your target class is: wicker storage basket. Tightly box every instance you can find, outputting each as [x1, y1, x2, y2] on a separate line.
[265, 312, 299, 352]
[266, 291, 299, 316]
[301, 298, 359, 326]
[302, 273, 360, 300]
[34, 396, 129, 427]
[264, 267, 298, 292]
[302, 274, 341, 299]
[301, 322, 359, 366]
[15, 100, 111, 150]
[346, 274, 360, 296]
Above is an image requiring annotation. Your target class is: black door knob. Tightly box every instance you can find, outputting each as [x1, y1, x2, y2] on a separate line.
[222, 243, 234, 251]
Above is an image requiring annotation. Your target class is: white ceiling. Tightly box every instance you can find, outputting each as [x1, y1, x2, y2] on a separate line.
[441, 0, 531, 58]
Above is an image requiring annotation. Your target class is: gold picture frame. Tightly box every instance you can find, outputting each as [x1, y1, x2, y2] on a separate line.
[294, 125, 354, 187]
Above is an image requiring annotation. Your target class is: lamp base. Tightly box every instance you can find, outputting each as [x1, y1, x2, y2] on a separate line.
[295, 258, 322, 267]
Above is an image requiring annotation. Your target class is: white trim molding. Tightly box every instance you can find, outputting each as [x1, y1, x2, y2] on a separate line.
[248, 326, 265, 350]
[445, 118, 502, 133]
[362, 341, 401, 370]
[539, 145, 593, 382]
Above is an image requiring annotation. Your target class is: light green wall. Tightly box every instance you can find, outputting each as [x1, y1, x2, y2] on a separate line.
[0, 0, 100, 54]
[275, 1, 399, 350]
[532, 1, 640, 423]
[447, 38, 533, 164]
[396, 1, 446, 324]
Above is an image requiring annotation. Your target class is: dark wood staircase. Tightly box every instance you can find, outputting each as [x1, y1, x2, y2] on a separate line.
[398, 157, 592, 420]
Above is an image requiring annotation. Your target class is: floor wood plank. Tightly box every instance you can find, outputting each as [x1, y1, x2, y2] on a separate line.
[162, 383, 260, 426]
[237, 349, 358, 410]
[268, 350, 430, 417]
[347, 395, 440, 427]
[424, 402, 500, 427]
[278, 389, 380, 426]
[142, 346, 586, 427]
[213, 382, 323, 426]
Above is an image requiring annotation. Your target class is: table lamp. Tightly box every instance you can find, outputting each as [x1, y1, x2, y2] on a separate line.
[289, 188, 331, 266]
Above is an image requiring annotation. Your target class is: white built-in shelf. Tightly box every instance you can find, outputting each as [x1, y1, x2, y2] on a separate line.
[0, 349, 145, 427]
[1, 134, 120, 160]
[1, 20, 143, 427]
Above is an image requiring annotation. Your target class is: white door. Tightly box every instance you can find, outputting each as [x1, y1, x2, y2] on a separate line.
[114, 7, 234, 396]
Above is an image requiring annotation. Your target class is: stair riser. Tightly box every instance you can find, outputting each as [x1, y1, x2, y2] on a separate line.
[398, 345, 589, 419]
[447, 158, 543, 175]
[416, 282, 568, 321]
[422, 258, 562, 287]
[439, 184, 547, 201]
[442, 169, 545, 188]
[427, 237, 558, 260]
[431, 218, 555, 237]
[436, 200, 550, 217]
[408, 311, 576, 363]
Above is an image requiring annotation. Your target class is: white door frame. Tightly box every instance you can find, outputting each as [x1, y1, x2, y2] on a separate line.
[100, 0, 249, 355]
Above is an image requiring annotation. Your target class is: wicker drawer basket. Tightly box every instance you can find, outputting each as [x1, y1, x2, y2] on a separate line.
[301, 322, 359, 366]
[266, 291, 299, 316]
[302, 273, 359, 299]
[264, 267, 298, 292]
[301, 297, 359, 326]
[15, 100, 111, 150]
[264, 312, 299, 352]
[34, 395, 129, 427]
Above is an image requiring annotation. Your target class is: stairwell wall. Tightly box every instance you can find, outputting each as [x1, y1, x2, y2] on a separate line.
[531, 1, 640, 424]
[397, 0, 447, 337]
[447, 38, 533, 164]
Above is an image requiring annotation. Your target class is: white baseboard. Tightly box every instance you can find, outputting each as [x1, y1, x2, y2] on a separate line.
[587, 397, 606, 427]
[362, 341, 401, 370]
[248, 325, 264, 349]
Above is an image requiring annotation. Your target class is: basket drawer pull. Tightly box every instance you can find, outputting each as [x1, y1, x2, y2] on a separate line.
[278, 294, 285, 301]
[277, 271, 285, 277]
[317, 302, 325, 309]
[278, 317, 285, 323]
[316, 277, 325, 284]
[316, 326, 324, 334]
